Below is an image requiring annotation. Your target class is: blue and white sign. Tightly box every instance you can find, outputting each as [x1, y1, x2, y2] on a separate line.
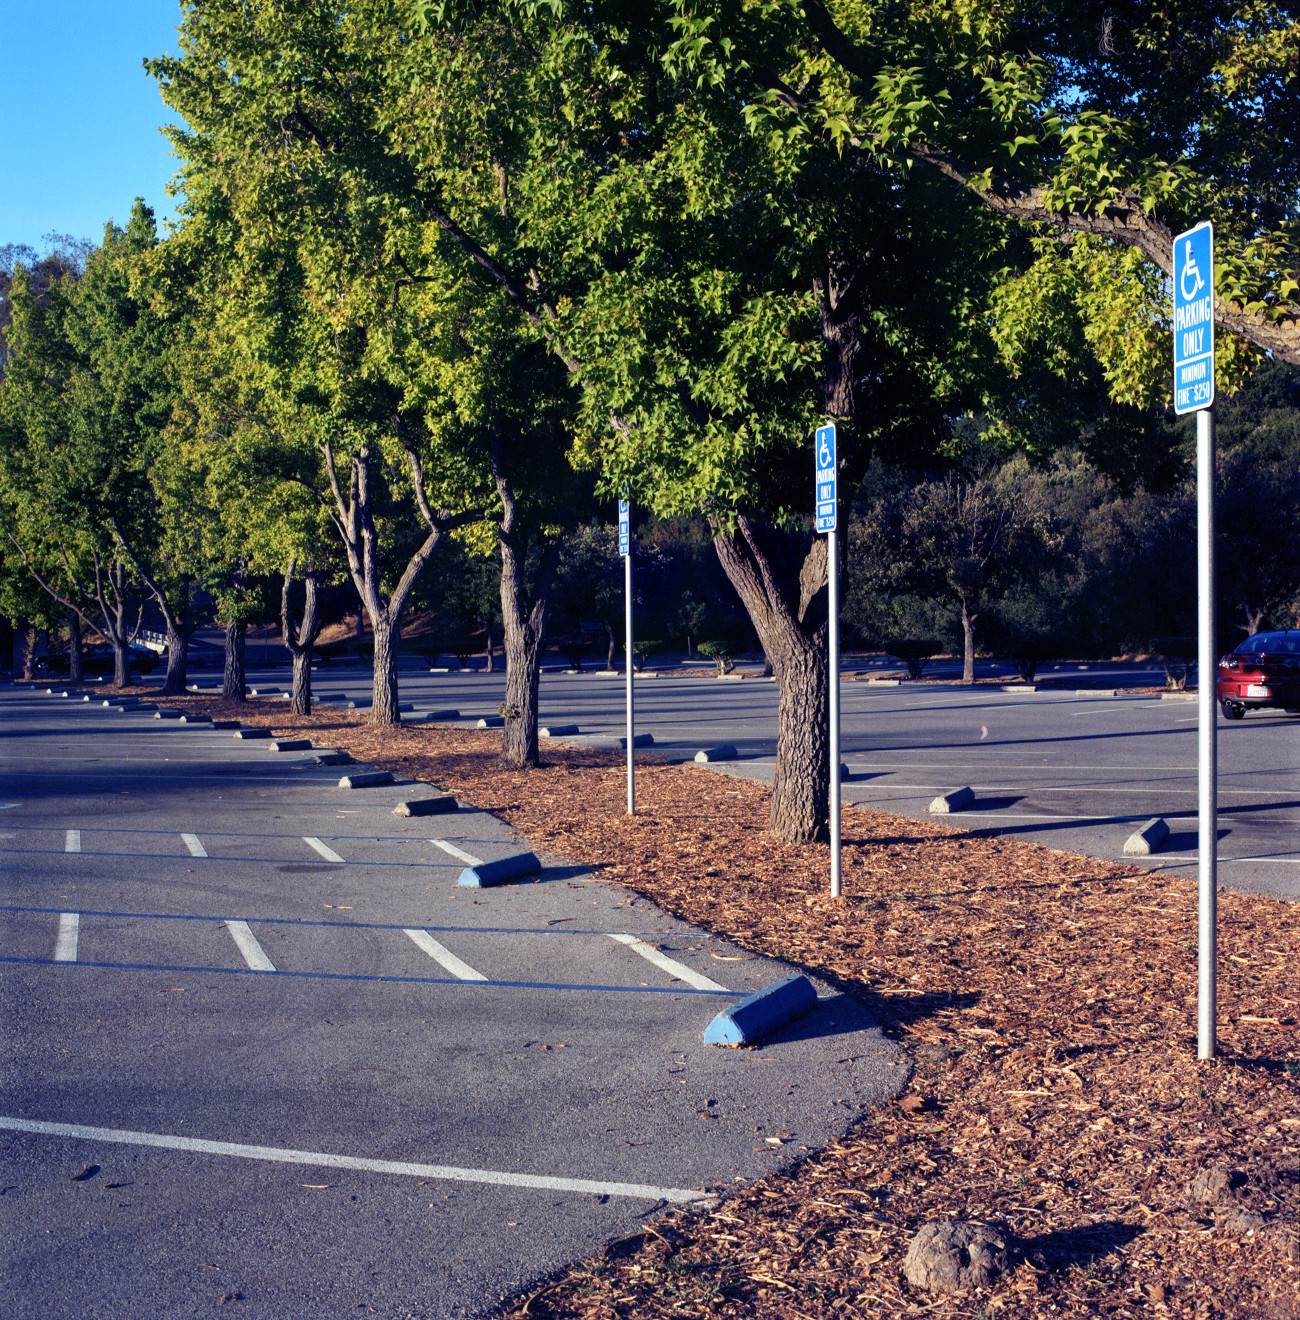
[1173, 222, 1214, 415]
[815, 423, 837, 533]
[618, 498, 631, 556]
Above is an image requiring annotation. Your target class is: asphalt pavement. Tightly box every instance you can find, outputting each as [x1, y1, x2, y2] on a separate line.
[226, 655, 1300, 902]
[0, 683, 908, 1319]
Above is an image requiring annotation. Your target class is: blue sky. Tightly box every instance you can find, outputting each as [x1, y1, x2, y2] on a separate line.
[0, 1, 186, 251]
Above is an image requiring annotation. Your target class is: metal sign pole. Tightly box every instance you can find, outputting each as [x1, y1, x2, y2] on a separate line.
[620, 499, 634, 815]
[1173, 220, 1217, 1059]
[814, 422, 840, 897]
[828, 527, 841, 898]
[1197, 405, 1217, 1059]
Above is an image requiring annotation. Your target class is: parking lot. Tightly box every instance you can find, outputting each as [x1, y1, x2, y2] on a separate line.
[0, 685, 905, 1319]
[239, 658, 1300, 902]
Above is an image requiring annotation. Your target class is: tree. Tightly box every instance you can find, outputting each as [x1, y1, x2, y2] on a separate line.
[0, 205, 188, 689]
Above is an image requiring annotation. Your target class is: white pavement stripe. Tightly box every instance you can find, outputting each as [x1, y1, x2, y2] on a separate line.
[403, 929, 488, 981]
[181, 833, 207, 859]
[65, 830, 81, 854]
[53, 913, 79, 963]
[430, 838, 482, 867]
[303, 836, 345, 864]
[225, 920, 276, 972]
[0, 804, 20, 810]
[607, 932, 727, 992]
[0, 1116, 710, 1203]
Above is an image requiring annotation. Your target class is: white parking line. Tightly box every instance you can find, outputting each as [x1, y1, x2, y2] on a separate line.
[225, 920, 276, 972]
[607, 932, 727, 991]
[65, 830, 80, 854]
[53, 913, 79, 963]
[303, 836, 345, 864]
[430, 838, 482, 867]
[403, 929, 488, 981]
[181, 833, 207, 859]
[0, 1115, 711, 1204]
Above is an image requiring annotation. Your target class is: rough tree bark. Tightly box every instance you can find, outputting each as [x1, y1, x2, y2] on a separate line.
[713, 520, 831, 841]
[67, 610, 83, 683]
[281, 560, 321, 715]
[483, 623, 495, 673]
[223, 620, 246, 700]
[323, 438, 466, 727]
[21, 627, 38, 681]
[491, 425, 560, 769]
[960, 600, 979, 684]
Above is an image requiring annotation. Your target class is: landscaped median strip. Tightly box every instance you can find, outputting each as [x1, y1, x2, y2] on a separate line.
[702, 973, 818, 1046]
[0, 1116, 713, 1204]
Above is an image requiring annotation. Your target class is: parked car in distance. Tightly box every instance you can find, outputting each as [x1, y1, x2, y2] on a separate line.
[1216, 630, 1300, 719]
[35, 644, 159, 677]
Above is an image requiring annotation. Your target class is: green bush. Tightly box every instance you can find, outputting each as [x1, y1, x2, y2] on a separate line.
[698, 640, 736, 676]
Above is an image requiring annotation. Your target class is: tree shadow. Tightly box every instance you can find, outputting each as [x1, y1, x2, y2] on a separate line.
[1019, 1220, 1143, 1272]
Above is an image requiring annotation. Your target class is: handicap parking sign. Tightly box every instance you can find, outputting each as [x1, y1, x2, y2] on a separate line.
[815, 423, 836, 533]
[1173, 222, 1214, 415]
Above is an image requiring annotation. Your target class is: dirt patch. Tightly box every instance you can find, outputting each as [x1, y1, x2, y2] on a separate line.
[142, 690, 1300, 1317]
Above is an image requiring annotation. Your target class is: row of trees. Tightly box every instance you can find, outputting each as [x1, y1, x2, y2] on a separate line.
[2, 0, 1297, 843]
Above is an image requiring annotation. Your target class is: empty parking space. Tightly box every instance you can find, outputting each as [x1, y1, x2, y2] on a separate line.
[0, 683, 905, 1318]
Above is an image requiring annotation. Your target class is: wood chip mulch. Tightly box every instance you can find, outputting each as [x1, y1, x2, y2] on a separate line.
[130, 688, 1300, 1316]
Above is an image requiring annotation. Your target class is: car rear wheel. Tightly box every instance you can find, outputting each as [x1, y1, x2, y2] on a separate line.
[1221, 699, 1245, 720]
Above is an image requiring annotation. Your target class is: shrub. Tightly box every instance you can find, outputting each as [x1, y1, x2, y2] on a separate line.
[698, 640, 736, 676]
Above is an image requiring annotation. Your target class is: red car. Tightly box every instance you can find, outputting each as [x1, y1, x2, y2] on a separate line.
[1217, 630, 1300, 719]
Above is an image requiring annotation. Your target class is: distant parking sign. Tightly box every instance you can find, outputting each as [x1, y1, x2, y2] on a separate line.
[1173, 222, 1214, 415]
[815, 423, 836, 533]
[619, 499, 630, 556]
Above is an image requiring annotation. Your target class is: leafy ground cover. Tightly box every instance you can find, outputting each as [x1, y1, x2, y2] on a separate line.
[125, 690, 1300, 1315]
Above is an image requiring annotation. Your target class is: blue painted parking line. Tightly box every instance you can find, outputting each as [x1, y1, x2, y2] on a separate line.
[0, 904, 724, 939]
[0, 847, 460, 868]
[0, 955, 736, 995]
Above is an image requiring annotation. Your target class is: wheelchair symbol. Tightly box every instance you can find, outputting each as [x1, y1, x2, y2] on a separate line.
[1180, 240, 1205, 302]
[817, 439, 833, 469]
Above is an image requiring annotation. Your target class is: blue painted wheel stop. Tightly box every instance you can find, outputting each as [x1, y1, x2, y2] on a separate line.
[704, 974, 818, 1047]
[457, 852, 542, 888]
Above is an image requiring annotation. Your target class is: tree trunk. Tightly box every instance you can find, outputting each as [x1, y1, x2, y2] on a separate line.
[370, 618, 398, 724]
[291, 650, 313, 713]
[160, 621, 187, 695]
[484, 625, 495, 673]
[961, 602, 978, 684]
[113, 640, 130, 687]
[500, 571, 546, 768]
[0, 618, 13, 672]
[223, 620, 246, 700]
[713, 518, 830, 842]
[605, 622, 617, 671]
[282, 562, 320, 715]
[21, 626, 38, 681]
[67, 611, 83, 683]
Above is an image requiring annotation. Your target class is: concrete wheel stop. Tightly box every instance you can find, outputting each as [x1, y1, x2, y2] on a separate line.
[928, 786, 974, 813]
[233, 728, 272, 740]
[457, 852, 542, 887]
[703, 974, 818, 1047]
[1124, 817, 1169, 856]
[268, 738, 313, 752]
[338, 770, 395, 789]
[393, 797, 458, 817]
[539, 724, 580, 738]
[694, 744, 737, 763]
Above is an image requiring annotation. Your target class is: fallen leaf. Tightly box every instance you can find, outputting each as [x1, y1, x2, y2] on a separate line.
[71, 1164, 99, 1182]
